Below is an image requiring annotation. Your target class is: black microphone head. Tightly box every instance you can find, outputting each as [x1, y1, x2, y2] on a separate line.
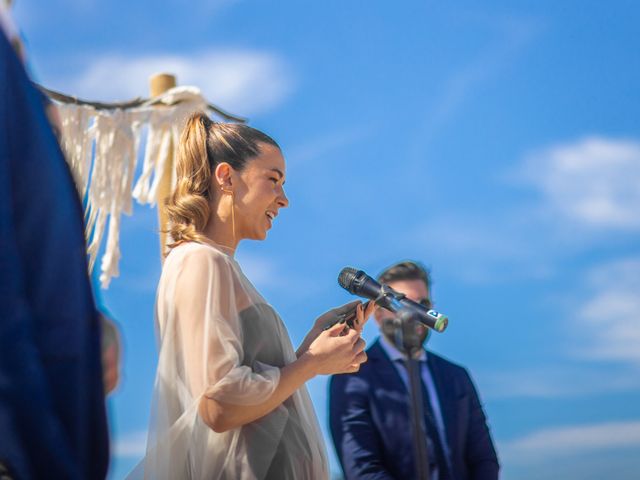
[338, 267, 383, 301]
[338, 267, 359, 293]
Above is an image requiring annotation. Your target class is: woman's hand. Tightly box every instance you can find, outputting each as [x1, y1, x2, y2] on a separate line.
[201, 317, 369, 432]
[296, 300, 375, 358]
[302, 322, 368, 375]
[350, 300, 377, 334]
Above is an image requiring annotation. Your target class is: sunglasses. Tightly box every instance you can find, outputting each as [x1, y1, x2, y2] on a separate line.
[417, 298, 433, 310]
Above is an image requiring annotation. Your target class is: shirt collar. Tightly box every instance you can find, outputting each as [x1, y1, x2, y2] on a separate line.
[379, 334, 427, 362]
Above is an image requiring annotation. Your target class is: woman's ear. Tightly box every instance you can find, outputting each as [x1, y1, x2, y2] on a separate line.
[214, 162, 233, 191]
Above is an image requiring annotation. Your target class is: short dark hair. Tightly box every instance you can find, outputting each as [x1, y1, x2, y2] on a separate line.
[377, 261, 431, 290]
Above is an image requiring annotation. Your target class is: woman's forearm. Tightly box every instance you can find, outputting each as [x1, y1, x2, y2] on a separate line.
[199, 322, 365, 433]
[198, 353, 317, 433]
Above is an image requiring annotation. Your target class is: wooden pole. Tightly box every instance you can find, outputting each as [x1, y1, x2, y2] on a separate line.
[149, 73, 177, 258]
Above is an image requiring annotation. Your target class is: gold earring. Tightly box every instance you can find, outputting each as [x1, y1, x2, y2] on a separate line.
[222, 188, 236, 244]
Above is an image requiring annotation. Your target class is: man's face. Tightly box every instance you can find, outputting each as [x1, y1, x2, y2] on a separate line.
[374, 278, 431, 337]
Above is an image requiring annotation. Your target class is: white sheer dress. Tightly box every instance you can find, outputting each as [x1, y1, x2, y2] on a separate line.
[128, 241, 329, 479]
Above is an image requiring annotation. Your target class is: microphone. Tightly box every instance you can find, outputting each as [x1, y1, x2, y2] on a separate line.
[338, 267, 448, 333]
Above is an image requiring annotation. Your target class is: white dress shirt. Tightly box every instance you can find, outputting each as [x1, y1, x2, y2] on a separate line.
[378, 334, 452, 474]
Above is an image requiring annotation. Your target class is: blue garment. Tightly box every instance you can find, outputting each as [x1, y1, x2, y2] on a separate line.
[378, 334, 451, 470]
[0, 31, 109, 479]
[329, 338, 499, 480]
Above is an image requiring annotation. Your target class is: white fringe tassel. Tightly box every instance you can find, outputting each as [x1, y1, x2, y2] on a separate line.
[57, 86, 209, 288]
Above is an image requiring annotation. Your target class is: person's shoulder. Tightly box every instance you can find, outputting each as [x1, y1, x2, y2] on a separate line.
[172, 240, 228, 256]
[428, 349, 470, 377]
[169, 241, 232, 266]
[364, 337, 396, 363]
[329, 370, 371, 398]
[163, 242, 236, 283]
[428, 350, 484, 396]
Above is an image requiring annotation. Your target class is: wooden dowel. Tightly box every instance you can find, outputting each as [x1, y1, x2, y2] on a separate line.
[149, 73, 177, 259]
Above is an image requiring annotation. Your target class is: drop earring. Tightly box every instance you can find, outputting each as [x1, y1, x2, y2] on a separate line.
[222, 187, 236, 245]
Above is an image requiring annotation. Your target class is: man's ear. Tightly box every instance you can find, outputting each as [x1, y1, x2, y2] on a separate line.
[214, 162, 233, 191]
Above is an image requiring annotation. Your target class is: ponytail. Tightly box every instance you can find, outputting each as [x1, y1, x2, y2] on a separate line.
[165, 113, 212, 249]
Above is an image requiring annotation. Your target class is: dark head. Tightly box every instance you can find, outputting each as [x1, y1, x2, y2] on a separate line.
[374, 261, 433, 341]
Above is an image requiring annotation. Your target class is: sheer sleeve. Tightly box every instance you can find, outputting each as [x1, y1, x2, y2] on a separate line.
[169, 245, 280, 405]
[129, 242, 328, 480]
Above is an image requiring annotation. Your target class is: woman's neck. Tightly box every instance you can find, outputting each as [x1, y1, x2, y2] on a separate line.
[202, 206, 239, 254]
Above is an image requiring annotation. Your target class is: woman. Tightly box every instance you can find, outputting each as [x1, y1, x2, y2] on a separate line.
[131, 112, 373, 479]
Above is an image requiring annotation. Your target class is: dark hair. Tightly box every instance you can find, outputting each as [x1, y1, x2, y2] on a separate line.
[377, 261, 431, 290]
[166, 112, 279, 249]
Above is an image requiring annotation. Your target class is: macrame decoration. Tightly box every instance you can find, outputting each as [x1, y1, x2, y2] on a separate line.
[52, 86, 241, 288]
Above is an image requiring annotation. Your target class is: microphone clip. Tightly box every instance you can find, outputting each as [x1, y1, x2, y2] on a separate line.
[374, 284, 405, 308]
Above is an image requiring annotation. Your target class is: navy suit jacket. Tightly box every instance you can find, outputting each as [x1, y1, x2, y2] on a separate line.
[329, 339, 499, 480]
[0, 32, 109, 479]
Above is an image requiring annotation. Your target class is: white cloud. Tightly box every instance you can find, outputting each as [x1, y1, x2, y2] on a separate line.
[113, 429, 147, 458]
[501, 421, 640, 463]
[478, 257, 640, 400]
[481, 363, 640, 400]
[520, 137, 640, 230]
[407, 135, 640, 285]
[573, 257, 640, 364]
[52, 49, 294, 116]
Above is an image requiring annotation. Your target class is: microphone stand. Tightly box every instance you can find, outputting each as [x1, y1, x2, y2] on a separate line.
[388, 308, 431, 480]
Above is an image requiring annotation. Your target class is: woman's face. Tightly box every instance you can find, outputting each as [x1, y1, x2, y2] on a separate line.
[233, 143, 289, 241]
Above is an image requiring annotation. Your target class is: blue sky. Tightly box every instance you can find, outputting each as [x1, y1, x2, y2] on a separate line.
[13, 1, 640, 478]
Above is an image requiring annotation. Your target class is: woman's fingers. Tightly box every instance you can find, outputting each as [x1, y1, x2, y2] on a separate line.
[315, 300, 361, 331]
[344, 352, 368, 373]
[352, 336, 366, 353]
[328, 321, 370, 371]
[352, 301, 376, 333]
[364, 300, 376, 318]
[354, 350, 367, 364]
[326, 321, 347, 336]
[333, 300, 362, 317]
[352, 303, 364, 332]
[350, 303, 362, 332]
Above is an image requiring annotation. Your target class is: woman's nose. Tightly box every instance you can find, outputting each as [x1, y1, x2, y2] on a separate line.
[278, 188, 289, 208]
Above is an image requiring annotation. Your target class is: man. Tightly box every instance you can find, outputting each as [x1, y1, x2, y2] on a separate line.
[329, 261, 499, 479]
[0, 26, 109, 479]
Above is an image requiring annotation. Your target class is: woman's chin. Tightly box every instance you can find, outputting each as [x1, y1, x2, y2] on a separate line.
[247, 220, 272, 241]
[249, 229, 268, 241]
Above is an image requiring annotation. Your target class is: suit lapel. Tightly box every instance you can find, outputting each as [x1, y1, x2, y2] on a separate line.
[427, 353, 457, 459]
[368, 340, 409, 396]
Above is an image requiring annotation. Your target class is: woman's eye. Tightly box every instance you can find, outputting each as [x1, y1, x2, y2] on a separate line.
[269, 177, 279, 183]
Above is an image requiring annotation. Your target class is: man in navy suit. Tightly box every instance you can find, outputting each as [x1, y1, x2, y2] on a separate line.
[329, 261, 499, 479]
[0, 28, 109, 479]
